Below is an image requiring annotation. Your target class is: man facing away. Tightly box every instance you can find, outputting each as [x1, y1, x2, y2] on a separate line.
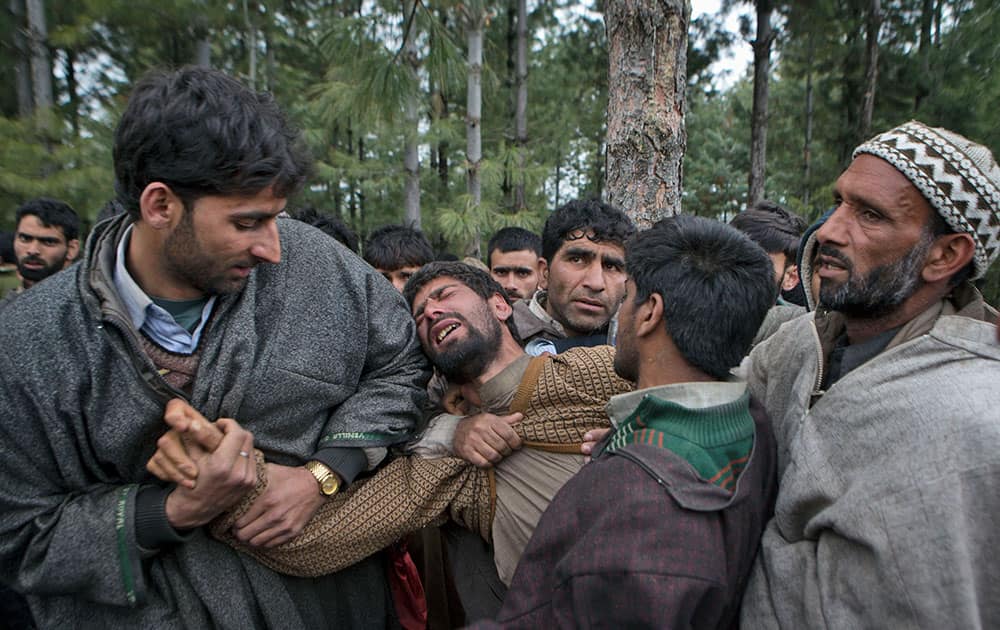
[486, 227, 546, 301]
[740, 121, 1000, 628]
[0, 197, 80, 310]
[473, 214, 779, 628]
[0, 66, 429, 628]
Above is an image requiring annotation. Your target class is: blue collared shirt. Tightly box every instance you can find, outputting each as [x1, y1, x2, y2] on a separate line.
[113, 226, 217, 355]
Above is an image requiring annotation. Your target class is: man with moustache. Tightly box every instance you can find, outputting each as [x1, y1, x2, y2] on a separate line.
[450, 199, 635, 468]
[512, 198, 635, 354]
[0, 198, 80, 310]
[0, 66, 428, 628]
[471, 215, 779, 629]
[740, 121, 1000, 628]
[486, 227, 546, 301]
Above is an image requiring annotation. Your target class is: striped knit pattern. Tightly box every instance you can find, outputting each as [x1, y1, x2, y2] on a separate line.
[210, 345, 633, 577]
[606, 391, 754, 491]
[854, 120, 1000, 279]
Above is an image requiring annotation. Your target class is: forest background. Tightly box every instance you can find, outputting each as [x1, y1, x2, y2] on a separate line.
[2, 0, 998, 300]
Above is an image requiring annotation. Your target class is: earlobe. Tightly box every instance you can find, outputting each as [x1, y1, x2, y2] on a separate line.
[922, 233, 976, 283]
[538, 260, 548, 290]
[139, 182, 182, 229]
[782, 265, 800, 292]
[492, 293, 514, 321]
[65, 239, 80, 265]
[635, 294, 664, 338]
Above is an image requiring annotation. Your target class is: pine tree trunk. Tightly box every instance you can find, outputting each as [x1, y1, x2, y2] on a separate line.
[514, 0, 528, 212]
[244, 0, 257, 90]
[10, 0, 33, 116]
[604, 0, 689, 229]
[402, 0, 421, 227]
[748, 0, 772, 208]
[25, 0, 52, 109]
[860, 0, 880, 140]
[464, 8, 485, 256]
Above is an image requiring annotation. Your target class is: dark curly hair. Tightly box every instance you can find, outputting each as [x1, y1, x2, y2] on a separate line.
[541, 198, 636, 262]
[113, 66, 312, 220]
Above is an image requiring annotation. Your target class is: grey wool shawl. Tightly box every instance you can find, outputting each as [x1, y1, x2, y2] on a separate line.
[0, 214, 430, 628]
[740, 289, 1000, 629]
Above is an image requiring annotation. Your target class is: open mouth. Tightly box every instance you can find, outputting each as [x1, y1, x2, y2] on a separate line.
[435, 322, 460, 343]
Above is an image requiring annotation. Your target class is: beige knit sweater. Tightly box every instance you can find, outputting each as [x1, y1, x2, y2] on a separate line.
[211, 345, 632, 577]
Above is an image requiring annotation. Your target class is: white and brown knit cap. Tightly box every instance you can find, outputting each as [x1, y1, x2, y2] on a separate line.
[853, 120, 1000, 279]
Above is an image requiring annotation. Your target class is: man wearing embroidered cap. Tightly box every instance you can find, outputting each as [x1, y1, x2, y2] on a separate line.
[741, 121, 1000, 628]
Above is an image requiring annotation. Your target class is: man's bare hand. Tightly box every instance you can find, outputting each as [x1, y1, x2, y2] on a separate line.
[147, 399, 225, 487]
[581, 427, 612, 461]
[453, 412, 523, 468]
[232, 463, 326, 548]
[163, 418, 256, 530]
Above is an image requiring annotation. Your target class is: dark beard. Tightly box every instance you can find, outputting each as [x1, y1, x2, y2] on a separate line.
[432, 317, 504, 384]
[17, 255, 62, 283]
[819, 232, 934, 319]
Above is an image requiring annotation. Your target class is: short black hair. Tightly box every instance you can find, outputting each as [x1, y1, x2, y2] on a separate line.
[403, 261, 519, 341]
[541, 198, 636, 263]
[113, 66, 312, 220]
[292, 206, 359, 253]
[729, 200, 808, 265]
[16, 198, 80, 241]
[487, 227, 542, 266]
[627, 215, 777, 379]
[363, 224, 435, 271]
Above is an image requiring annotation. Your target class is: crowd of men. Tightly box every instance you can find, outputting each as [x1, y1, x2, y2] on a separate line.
[0, 65, 997, 630]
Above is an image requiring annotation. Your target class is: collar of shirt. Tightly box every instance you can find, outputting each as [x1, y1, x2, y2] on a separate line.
[605, 380, 747, 428]
[527, 290, 566, 337]
[113, 225, 217, 354]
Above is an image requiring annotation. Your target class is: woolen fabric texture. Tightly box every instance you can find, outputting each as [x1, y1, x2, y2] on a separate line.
[741, 287, 1000, 628]
[469, 394, 776, 629]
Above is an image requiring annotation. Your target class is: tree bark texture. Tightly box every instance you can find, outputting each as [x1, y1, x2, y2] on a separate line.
[748, 0, 773, 207]
[25, 0, 52, 110]
[402, 0, 421, 227]
[10, 0, 33, 116]
[464, 7, 485, 256]
[604, 0, 689, 229]
[514, 0, 528, 212]
[860, 0, 881, 140]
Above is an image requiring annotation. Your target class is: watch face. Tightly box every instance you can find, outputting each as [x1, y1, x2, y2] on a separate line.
[321, 476, 340, 495]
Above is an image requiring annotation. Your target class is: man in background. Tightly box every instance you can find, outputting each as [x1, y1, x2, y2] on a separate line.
[512, 199, 635, 354]
[486, 227, 545, 301]
[730, 200, 809, 344]
[364, 224, 436, 291]
[1, 197, 80, 309]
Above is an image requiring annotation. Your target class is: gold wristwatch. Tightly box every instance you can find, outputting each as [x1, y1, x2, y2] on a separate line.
[304, 460, 341, 496]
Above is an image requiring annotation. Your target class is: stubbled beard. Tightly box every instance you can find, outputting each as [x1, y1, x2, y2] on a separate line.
[432, 316, 503, 384]
[819, 231, 934, 319]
